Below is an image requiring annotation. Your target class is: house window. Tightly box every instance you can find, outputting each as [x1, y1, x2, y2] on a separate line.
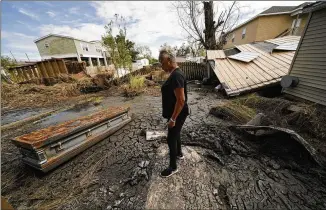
[81, 43, 89, 51]
[45, 42, 49, 48]
[96, 48, 102, 53]
[242, 28, 246, 39]
[232, 34, 235, 43]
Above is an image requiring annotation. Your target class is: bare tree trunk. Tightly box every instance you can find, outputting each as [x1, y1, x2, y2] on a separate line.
[174, 1, 239, 50]
[203, 1, 217, 50]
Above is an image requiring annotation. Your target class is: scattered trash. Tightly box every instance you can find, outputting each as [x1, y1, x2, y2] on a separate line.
[146, 131, 167, 141]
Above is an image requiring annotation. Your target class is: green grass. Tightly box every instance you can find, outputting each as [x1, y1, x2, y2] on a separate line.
[129, 75, 145, 90]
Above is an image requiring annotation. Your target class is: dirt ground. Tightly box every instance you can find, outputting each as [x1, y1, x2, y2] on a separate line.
[1, 85, 326, 209]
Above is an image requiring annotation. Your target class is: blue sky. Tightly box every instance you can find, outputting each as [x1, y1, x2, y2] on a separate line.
[1, 1, 307, 61]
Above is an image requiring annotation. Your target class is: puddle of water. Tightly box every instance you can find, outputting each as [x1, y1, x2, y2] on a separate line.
[40, 104, 102, 127]
[39, 97, 129, 127]
[1, 108, 49, 125]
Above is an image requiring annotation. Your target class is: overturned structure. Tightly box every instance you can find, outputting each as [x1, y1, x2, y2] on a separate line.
[207, 36, 300, 96]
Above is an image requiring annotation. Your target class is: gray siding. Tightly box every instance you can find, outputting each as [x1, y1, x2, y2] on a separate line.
[35, 36, 77, 59]
[74, 40, 104, 58]
[284, 8, 326, 106]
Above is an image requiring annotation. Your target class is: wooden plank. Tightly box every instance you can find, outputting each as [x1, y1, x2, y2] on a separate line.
[24, 66, 33, 80]
[8, 70, 18, 83]
[40, 62, 49, 78]
[36, 64, 45, 78]
[21, 67, 30, 81]
[223, 59, 252, 90]
[213, 61, 237, 91]
[246, 61, 276, 81]
[228, 59, 269, 86]
[28, 66, 36, 78]
[31, 65, 39, 78]
[58, 60, 69, 74]
[44, 61, 55, 77]
[16, 69, 24, 83]
[244, 45, 291, 74]
[217, 60, 242, 91]
[51, 60, 61, 76]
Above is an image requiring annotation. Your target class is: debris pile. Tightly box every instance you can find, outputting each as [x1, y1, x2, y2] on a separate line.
[210, 94, 326, 158]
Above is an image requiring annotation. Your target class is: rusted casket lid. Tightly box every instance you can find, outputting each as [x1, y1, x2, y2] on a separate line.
[12, 106, 130, 149]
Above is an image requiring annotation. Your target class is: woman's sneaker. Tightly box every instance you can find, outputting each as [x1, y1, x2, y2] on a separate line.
[177, 154, 185, 160]
[160, 167, 178, 178]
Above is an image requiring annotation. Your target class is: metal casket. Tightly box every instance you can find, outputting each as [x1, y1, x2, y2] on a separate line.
[11, 106, 132, 172]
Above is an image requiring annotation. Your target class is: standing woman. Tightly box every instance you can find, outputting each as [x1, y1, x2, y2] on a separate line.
[159, 49, 189, 178]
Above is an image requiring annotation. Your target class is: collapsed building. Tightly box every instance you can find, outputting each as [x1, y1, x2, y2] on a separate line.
[207, 36, 300, 96]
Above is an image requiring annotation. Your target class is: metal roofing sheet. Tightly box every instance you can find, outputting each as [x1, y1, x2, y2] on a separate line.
[228, 51, 259, 62]
[207, 50, 226, 59]
[265, 35, 301, 45]
[274, 41, 299, 51]
[210, 44, 295, 96]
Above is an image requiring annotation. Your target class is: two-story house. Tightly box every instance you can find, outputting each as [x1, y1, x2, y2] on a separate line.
[34, 34, 109, 67]
[224, 2, 312, 49]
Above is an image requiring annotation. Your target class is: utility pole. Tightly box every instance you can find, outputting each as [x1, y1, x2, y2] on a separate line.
[10, 51, 17, 62]
[25, 53, 30, 61]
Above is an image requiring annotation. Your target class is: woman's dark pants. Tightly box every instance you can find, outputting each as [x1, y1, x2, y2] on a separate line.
[167, 112, 187, 170]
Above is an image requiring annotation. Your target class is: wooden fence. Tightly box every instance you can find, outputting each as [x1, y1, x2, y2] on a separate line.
[177, 62, 206, 80]
[8, 59, 86, 85]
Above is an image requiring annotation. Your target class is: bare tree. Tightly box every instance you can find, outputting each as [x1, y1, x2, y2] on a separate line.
[173, 1, 240, 50]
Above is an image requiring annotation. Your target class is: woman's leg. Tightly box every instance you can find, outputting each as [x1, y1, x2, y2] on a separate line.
[176, 114, 187, 156]
[167, 126, 177, 169]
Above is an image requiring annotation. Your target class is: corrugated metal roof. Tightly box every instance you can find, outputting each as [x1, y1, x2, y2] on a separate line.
[265, 36, 301, 45]
[274, 41, 299, 51]
[209, 43, 296, 96]
[251, 42, 278, 53]
[228, 51, 259, 63]
[207, 50, 226, 59]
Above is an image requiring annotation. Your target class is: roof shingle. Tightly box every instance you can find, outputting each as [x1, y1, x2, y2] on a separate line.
[260, 6, 297, 14]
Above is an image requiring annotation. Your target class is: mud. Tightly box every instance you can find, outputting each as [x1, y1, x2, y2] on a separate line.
[1, 108, 50, 125]
[2, 88, 326, 209]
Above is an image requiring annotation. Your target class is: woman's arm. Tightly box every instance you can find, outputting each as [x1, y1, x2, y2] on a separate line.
[168, 88, 185, 128]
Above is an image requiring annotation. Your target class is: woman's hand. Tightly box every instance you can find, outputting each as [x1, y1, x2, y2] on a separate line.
[168, 120, 176, 128]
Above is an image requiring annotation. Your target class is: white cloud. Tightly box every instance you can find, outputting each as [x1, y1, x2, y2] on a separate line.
[18, 8, 39, 20]
[38, 1, 53, 7]
[1, 31, 40, 60]
[39, 23, 106, 42]
[46, 11, 56, 17]
[69, 7, 80, 14]
[238, 1, 310, 22]
[59, 19, 82, 24]
[2, 31, 9, 39]
[91, 1, 184, 58]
